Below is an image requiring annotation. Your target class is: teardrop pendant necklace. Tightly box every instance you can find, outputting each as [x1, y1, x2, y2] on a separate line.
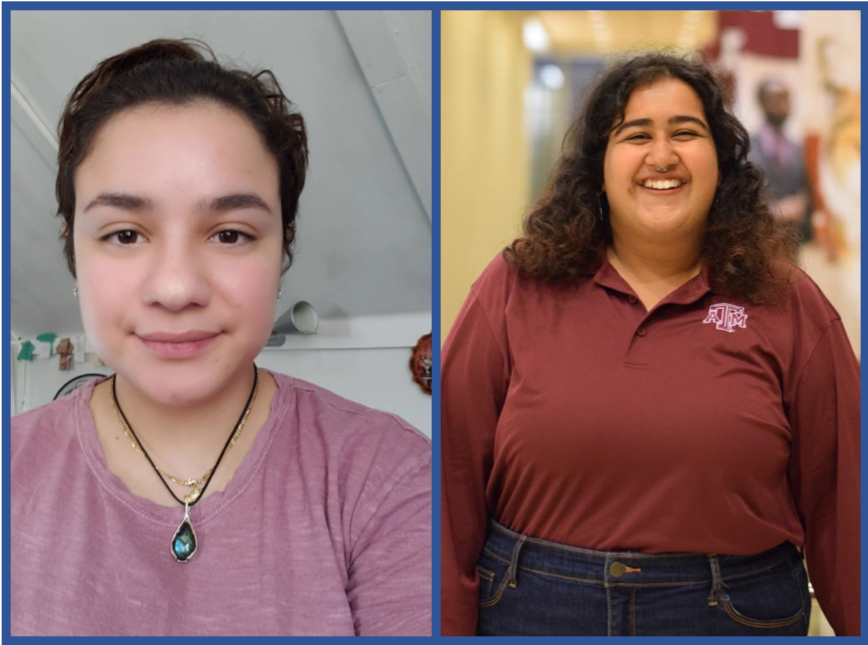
[111, 364, 260, 562]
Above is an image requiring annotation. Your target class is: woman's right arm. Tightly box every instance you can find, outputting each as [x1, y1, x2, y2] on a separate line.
[441, 258, 512, 636]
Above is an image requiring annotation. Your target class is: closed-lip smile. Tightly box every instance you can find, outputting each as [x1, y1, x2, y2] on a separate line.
[138, 331, 220, 343]
[136, 331, 221, 359]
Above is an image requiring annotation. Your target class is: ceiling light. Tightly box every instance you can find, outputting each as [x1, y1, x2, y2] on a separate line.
[539, 64, 566, 91]
[523, 18, 550, 52]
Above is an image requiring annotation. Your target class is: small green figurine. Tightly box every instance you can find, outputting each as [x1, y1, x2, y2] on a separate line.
[17, 341, 35, 361]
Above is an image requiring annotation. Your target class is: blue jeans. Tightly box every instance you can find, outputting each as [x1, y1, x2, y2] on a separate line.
[476, 520, 811, 636]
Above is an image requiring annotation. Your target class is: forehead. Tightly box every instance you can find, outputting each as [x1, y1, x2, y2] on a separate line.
[75, 102, 278, 201]
[623, 78, 706, 117]
[88, 101, 268, 154]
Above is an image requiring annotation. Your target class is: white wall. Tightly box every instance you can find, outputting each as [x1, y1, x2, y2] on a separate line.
[12, 351, 112, 416]
[257, 347, 430, 435]
[12, 336, 431, 437]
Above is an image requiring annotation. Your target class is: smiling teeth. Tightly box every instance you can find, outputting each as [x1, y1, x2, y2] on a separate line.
[644, 179, 682, 189]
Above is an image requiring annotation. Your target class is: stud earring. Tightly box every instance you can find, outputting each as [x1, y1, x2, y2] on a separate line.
[73, 286, 78, 298]
[277, 289, 282, 300]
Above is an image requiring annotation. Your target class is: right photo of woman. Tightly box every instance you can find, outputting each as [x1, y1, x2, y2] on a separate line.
[441, 10, 860, 637]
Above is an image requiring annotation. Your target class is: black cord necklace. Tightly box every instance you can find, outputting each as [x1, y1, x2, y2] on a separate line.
[111, 364, 260, 562]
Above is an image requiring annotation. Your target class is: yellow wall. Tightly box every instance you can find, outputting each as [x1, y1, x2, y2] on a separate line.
[441, 11, 531, 342]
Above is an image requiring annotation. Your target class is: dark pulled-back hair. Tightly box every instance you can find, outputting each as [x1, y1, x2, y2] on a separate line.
[506, 53, 794, 304]
[57, 38, 308, 276]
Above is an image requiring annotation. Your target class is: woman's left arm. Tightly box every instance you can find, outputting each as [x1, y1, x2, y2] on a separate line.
[344, 434, 432, 636]
[787, 318, 860, 636]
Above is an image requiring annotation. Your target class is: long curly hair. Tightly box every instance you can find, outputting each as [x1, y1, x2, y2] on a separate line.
[56, 38, 308, 277]
[506, 53, 795, 304]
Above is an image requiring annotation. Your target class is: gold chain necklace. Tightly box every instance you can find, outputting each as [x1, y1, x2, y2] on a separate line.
[112, 384, 257, 504]
[110, 366, 260, 561]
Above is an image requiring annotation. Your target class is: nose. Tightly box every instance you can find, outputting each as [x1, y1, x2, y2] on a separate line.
[141, 240, 210, 311]
[645, 136, 679, 171]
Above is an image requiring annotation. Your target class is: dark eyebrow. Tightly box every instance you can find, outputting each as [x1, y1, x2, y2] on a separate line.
[83, 192, 154, 213]
[82, 192, 273, 215]
[612, 115, 710, 137]
[207, 193, 272, 215]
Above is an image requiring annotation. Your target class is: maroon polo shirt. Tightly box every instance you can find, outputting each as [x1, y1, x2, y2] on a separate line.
[441, 252, 860, 636]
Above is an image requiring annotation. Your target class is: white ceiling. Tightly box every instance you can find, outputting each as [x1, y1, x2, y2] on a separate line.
[10, 10, 432, 339]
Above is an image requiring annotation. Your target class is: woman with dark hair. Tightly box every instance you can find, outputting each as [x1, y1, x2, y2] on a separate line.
[441, 53, 859, 636]
[11, 39, 431, 636]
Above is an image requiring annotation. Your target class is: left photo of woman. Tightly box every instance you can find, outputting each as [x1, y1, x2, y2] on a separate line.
[9, 9, 432, 636]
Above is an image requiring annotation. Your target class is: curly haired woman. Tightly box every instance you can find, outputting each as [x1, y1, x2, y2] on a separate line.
[441, 53, 859, 636]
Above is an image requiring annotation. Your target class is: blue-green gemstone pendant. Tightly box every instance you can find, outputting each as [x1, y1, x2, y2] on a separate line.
[171, 502, 198, 563]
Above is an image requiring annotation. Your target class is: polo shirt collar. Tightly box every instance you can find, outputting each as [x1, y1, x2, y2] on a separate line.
[592, 248, 714, 308]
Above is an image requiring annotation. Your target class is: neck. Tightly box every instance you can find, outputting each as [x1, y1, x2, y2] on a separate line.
[112, 364, 257, 477]
[608, 231, 702, 282]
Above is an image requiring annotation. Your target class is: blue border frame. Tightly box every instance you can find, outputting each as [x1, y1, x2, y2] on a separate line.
[3, 1, 866, 642]
[431, 8, 443, 639]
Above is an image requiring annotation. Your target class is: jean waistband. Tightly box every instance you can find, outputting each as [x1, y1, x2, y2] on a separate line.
[483, 519, 802, 586]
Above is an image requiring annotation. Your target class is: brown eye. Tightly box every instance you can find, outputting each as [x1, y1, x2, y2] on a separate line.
[116, 230, 139, 244]
[213, 230, 253, 245]
[100, 229, 145, 246]
[218, 230, 240, 244]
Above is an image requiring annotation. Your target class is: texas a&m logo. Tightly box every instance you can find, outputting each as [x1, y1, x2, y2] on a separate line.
[703, 303, 748, 333]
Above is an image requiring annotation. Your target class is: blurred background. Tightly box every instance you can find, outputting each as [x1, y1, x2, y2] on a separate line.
[441, 10, 861, 377]
[11, 10, 432, 435]
[441, 10, 860, 635]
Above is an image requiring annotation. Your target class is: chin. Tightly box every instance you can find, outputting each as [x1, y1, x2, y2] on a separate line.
[639, 212, 694, 235]
[126, 368, 237, 406]
[111, 351, 257, 406]
[635, 222, 681, 238]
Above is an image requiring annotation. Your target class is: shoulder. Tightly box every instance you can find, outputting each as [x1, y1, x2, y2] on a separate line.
[749, 262, 845, 373]
[268, 370, 430, 466]
[266, 371, 430, 536]
[770, 261, 841, 327]
[12, 397, 68, 432]
[11, 383, 99, 483]
[470, 252, 520, 296]
[468, 251, 548, 316]
[452, 253, 530, 348]
[12, 382, 96, 459]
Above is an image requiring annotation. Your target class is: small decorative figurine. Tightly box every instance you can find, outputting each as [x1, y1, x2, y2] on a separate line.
[56, 338, 74, 371]
[410, 333, 432, 395]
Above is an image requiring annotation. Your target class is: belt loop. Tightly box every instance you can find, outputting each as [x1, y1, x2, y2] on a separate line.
[508, 536, 527, 589]
[707, 554, 729, 607]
